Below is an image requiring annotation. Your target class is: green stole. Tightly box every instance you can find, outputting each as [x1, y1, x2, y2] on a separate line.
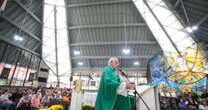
[94, 66, 131, 110]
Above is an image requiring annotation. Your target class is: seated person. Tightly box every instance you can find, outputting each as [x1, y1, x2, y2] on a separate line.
[0, 90, 16, 110]
[178, 98, 188, 109]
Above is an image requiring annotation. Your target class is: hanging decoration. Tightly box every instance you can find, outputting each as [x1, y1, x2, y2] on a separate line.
[149, 42, 208, 94]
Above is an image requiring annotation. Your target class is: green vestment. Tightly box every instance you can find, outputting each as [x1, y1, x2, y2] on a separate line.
[94, 66, 131, 110]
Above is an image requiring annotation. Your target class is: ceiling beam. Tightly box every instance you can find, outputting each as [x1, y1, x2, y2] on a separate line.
[68, 23, 146, 29]
[72, 56, 152, 59]
[0, 38, 40, 56]
[197, 14, 208, 26]
[14, 0, 42, 23]
[67, 0, 131, 8]
[179, 0, 190, 25]
[70, 41, 157, 46]
[72, 67, 147, 72]
[174, 0, 181, 9]
[0, 13, 41, 42]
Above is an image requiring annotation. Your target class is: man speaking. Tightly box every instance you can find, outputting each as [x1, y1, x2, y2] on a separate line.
[95, 57, 135, 110]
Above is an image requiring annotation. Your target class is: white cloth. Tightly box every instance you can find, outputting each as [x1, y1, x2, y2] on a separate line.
[117, 82, 128, 96]
[69, 90, 83, 110]
[83, 92, 97, 106]
[117, 73, 128, 97]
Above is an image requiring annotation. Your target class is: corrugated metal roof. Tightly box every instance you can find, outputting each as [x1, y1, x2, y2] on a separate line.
[65, 0, 161, 73]
[0, 0, 43, 54]
[168, 0, 208, 42]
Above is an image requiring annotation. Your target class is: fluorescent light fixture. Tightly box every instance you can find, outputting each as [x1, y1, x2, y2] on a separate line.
[186, 27, 193, 33]
[123, 48, 130, 54]
[134, 61, 140, 66]
[14, 35, 18, 40]
[19, 37, 23, 41]
[192, 25, 198, 30]
[186, 26, 198, 33]
[78, 62, 83, 66]
[74, 50, 80, 55]
[14, 35, 23, 41]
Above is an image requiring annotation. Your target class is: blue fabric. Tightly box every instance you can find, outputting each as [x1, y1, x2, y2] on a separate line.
[149, 50, 207, 94]
[149, 51, 178, 89]
[178, 102, 188, 109]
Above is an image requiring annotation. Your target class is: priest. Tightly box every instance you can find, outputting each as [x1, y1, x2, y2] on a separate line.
[95, 57, 135, 110]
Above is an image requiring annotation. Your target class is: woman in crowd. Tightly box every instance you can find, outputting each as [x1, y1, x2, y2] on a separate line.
[31, 92, 41, 110]
[41, 93, 50, 108]
[0, 87, 72, 110]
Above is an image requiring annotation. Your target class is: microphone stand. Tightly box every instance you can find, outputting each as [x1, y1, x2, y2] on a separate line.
[134, 88, 150, 110]
[117, 68, 150, 110]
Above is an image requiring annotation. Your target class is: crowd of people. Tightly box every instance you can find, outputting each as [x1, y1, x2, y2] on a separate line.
[0, 86, 71, 110]
[178, 93, 208, 110]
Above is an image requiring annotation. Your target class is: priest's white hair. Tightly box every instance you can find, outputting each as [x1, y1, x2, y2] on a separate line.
[108, 57, 119, 66]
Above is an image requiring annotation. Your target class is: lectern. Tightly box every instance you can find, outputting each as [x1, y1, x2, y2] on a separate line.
[129, 85, 160, 110]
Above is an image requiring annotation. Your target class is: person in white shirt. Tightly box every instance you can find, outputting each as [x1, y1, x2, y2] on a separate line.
[116, 68, 132, 97]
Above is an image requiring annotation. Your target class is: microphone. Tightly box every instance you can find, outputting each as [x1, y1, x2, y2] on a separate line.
[117, 68, 128, 78]
[88, 75, 93, 80]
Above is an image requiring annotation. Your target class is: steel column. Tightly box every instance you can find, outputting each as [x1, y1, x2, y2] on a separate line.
[23, 54, 33, 86]
[0, 44, 8, 63]
[54, 5, 60, 87]
[9, 49, 22, 86]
